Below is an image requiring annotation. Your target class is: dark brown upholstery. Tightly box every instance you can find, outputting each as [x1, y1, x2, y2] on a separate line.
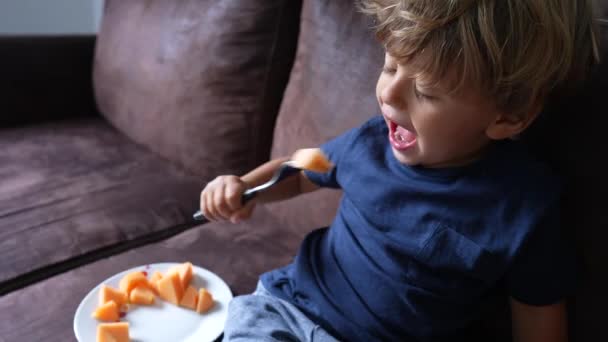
[267, 0, 384, 234]
[94, 0, 300, 178]
[543, 22, 608, 342]
[0, 118, 200, 286]
[0, 206, 299, 342]
[0, 1, 304, 340]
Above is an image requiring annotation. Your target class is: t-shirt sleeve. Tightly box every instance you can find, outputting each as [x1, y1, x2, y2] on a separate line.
[506, 199, 577, 306]
[303, 124, 361, 189]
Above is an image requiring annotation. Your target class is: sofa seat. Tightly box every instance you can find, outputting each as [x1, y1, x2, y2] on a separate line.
[0, 205, 303, 341]
[0, 117, 201, 289]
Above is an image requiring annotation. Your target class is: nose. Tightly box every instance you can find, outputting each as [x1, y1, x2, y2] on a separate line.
[380, 75, 409, 110]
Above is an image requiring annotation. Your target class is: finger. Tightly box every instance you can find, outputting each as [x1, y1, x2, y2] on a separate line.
[230, 202, 255, 224]
[200, 190, 208, 219]
[213, 183, 230, 220]
[204, 189, 218, 221]
[224, 181, 244, 212]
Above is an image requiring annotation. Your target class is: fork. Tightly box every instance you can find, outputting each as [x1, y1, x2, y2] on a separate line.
[192, 162, 302, 221]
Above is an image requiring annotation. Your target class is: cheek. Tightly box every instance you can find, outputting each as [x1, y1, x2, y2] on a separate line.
[412, 110, 457, 145]
[375, 76, 386, 103]
[416, 112, 487, 152]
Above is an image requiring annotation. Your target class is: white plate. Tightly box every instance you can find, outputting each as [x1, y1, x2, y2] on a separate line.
[74, 262, 233, 342]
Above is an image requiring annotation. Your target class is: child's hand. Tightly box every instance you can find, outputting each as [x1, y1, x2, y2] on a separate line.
[199, 175, 255, 223]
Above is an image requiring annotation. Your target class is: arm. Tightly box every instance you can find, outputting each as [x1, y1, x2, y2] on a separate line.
[240, 156, 320, 203]
[200, 156, 321, 222]
[510, 297, 568, 342]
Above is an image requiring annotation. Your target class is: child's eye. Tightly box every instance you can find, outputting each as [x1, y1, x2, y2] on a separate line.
[414, 87, 434, 101]
[382, 66, 397, 74]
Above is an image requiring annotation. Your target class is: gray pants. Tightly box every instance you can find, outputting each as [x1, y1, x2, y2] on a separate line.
[222, 281, 340, 342]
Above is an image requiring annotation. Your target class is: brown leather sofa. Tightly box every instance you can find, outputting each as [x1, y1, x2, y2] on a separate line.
[0, 1, 606, 341]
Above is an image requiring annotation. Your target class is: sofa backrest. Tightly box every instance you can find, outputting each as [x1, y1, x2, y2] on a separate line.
[93, 0, 301, 180]
[523, 5, 608, 341]
[271, 0, 608, 340]
[268, 0, 384, 235]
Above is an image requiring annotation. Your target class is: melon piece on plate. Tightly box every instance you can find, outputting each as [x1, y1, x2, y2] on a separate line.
[92, 300, 120, 322]
[148, 271, 163, 293]
[119, 271, 150, 295]
[196, 288, 214, 313]
[98, 285, 128, 306]
[96, 322, 129, 342]
[166, 262, 193, 289]
[129, 286, 155, 305]
[179, 285, 198, 310]
[157, 271, 184, 305]
[290, 148, 333, 173]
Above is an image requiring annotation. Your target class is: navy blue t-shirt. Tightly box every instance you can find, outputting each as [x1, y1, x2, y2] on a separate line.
[261, 116, 575, 341]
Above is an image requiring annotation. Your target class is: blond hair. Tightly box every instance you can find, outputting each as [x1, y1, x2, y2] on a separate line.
[360, 0, 600, 114]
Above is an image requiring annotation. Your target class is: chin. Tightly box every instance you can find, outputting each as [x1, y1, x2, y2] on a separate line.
[391, 147, 420, 166]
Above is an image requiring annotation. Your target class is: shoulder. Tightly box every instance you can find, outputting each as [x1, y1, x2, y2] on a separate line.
[326, 115, 386, 153]
[476, 141, 563, 239]
[316, 115, 386, 171]
[349, 115, 387, 147]
[349, 115, 386, 140]
[495, 142, 564, 242]
[492, 140, 562, 200]
[360, 115, 386, 132]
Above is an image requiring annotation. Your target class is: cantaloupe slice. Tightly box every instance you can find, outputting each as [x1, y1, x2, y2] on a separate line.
[157, 271, 183, 305]
[92, 300, 120, 322]
[290, 148, 333, 173]
[129, 286, 155, 305]
[196, 288, 214, 313]
[179, 285, 198, 310]
[166, 262, 193, 290]
[98, 285, 128, 306]
[96, 322, 129, 342]
[119, 271, 151, 295]
[148, 271, 163, 293]
[97, 331, 118, 342]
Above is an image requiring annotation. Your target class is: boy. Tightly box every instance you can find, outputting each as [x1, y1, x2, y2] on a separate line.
[200, 0, 599, 341]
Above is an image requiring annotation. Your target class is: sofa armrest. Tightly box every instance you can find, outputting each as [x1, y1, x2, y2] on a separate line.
[0, 35, 98, 127]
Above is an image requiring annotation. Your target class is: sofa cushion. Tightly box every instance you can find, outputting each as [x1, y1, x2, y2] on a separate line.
[0, 206, 298, 341]
[0, 118, 200, 288]
[268, 0, 384, 234]
[94, 0, 301, 179]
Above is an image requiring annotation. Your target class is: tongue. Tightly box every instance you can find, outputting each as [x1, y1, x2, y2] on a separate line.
[394, 125, 416, 143]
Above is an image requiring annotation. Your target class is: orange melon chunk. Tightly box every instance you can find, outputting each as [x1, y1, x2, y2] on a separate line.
[290, 148, 333, 173]
[96, 322, 129, 342]
[148, 271, 163, 293]
[119, 271, 150, 295]
[98, 285, 128, 306]
[166, 262, 193, 290]
[196, 288, 214, 313]
[157, 271, 183, 305]
[179, 285, 198, 310]
[129, 286, 155, 305]
[92, 300, 120, 322]
[97, 331, 118, 342]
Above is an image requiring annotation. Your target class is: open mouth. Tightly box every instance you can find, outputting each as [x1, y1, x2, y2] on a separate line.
[387, 119, 417, 151]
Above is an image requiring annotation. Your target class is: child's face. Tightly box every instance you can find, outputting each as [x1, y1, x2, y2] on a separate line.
[376, 53, 501, 168]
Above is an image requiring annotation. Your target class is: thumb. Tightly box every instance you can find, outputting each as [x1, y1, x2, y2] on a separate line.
[230, 202, 255, 224]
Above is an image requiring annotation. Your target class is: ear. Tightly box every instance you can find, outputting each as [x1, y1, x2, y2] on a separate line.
[485, 100, 543, 140]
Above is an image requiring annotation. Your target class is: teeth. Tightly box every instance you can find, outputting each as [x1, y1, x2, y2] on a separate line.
[396, 133, 405, 141]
